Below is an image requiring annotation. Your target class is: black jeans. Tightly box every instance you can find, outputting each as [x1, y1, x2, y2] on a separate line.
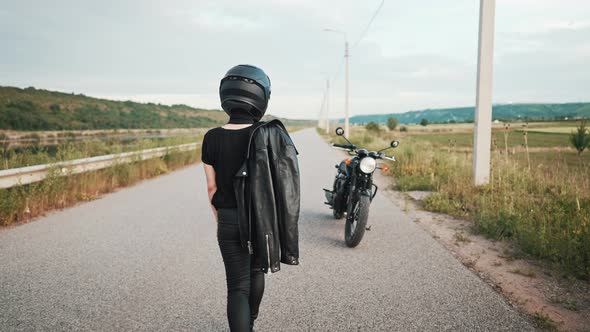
[217, 208, 265, 332]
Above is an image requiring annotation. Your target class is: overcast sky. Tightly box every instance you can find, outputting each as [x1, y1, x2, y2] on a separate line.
[1, 0, 589, 119]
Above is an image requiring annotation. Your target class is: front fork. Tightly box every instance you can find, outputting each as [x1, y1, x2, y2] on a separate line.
[346, 172, 375, 215]
[349, 172, 376, 201]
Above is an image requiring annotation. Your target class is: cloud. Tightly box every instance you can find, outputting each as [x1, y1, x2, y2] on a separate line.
[0, 0, 588, 120]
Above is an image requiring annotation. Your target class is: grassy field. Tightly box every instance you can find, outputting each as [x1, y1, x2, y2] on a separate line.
[527, 126, 581, 134]
[384, 121, 578, 133]
[0, 134, 203, 170]
[0, 129, 205, 226]
[0, 147, 201, 226]
[409, 130, 571, 148]
[320, 123, 590, 279]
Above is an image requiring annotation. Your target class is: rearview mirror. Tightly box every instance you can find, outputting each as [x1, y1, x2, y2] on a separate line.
[335, 127, 344, 136]
[390, 140, 399, 148]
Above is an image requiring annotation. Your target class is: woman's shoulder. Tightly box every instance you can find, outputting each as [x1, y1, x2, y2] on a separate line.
[206, 126, 223, 133]
[202, 127, 220, 148]
[203, 127, 222, 139]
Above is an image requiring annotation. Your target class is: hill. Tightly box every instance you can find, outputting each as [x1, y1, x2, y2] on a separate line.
[0, 86, 314, 130]
[348, 103, 590, 125]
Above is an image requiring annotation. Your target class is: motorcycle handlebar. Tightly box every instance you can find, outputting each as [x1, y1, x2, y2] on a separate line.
[332, 144, 396, 161]
[332, 143, 355, 150]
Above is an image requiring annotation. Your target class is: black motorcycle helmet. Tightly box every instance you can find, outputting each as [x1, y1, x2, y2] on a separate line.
[219, 64, 271, 121]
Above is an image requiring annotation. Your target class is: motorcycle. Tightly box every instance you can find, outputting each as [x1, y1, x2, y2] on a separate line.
[323, 127, 399, 247]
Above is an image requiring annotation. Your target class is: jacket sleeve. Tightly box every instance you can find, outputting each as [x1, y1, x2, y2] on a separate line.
[269, 125, 300, 265]
[250, 129, 280, 273]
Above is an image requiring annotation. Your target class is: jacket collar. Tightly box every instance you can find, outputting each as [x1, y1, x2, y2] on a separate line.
[245, 119, 287, 159]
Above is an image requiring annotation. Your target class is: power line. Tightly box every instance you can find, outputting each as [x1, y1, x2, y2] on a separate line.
[320, 0, 384, 126]
[351, 0, 385, 49]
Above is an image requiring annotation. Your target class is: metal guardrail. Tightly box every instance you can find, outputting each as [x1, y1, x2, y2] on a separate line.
[0, 143, 200, 189]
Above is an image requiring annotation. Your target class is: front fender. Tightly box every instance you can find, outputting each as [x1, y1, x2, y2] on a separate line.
[360, 184, 378, 202]
[360, 189, 372, 198]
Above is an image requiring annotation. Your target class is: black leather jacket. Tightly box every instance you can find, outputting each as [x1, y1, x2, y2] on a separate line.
[233, 119, 300, 273]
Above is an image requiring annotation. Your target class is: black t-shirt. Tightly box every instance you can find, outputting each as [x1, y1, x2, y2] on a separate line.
[201, 125, 254, 209]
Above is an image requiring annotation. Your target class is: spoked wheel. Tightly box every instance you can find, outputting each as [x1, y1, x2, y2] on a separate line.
[344, 195, 370, 247]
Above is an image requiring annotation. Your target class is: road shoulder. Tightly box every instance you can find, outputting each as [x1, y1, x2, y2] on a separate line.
[374, 172, 590, 332]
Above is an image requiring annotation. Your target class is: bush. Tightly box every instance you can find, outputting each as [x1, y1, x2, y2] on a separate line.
[400, 126, 408, 132]
[570, 120, 590, 155]
[420, 118, 429, 126]
[387, 117, 398, 131]
[49, 104, 61, 112]
[365, 121, 380, 132]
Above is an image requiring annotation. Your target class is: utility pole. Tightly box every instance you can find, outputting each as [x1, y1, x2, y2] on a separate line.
[325, 79, 330, 134]
[473, 0, 496, 185]
[318, 89, 325, 129]
[324, 0, 383, 137]
[323, 28, 349, 137]
[344, 41, 350, 137]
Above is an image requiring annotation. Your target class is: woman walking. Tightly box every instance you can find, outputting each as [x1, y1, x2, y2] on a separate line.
[201, 64, 300, 332]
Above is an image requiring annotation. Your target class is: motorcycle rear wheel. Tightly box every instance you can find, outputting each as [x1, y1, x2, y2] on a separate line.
[344, 195, 370, 247]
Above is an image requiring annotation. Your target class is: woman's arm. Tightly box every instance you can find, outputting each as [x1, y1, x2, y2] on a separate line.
[203, 163, 218, 222]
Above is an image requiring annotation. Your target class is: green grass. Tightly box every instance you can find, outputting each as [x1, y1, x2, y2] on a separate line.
[549, 296, 578, 311]
[1, 133, 204, 225]
[532, 311, 558, 331]
[528, 126, 580, 134]
[512, 150, 590, 169]
[0, 135, 202, 170]
[0, 147, 201, 226]
[323, 126, 590, 279]
[411, 130, 571, 148]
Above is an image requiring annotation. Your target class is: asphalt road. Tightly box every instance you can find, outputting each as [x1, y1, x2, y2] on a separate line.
[0, 128, 536, 331]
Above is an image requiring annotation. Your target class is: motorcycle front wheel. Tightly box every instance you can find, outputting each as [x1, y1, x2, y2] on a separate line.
[344, 195, 370, 247]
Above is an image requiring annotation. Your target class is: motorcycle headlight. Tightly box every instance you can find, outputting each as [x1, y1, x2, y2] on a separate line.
[359, 157, 376, 174]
